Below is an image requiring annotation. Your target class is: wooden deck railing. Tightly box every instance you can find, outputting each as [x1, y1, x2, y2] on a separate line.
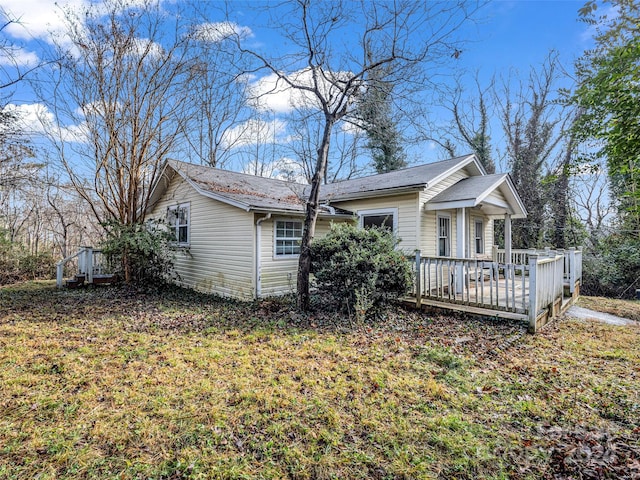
[56, 247, 108, 288]
[412, 252, 529, 314]
[412, 247, 583, 332]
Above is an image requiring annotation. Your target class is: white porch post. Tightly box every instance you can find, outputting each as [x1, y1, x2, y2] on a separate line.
[456, 208, 466, 293]
[504, 213, 512, 264]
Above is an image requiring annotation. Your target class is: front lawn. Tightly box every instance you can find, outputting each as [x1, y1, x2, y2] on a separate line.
[0, 282, 638, 479]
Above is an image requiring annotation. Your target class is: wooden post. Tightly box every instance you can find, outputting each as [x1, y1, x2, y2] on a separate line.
[414, 250, 422, 308]
[528, 253, 539, 333]
[492, 245, 498, 262]
[504, 213, 512, 264]
[456, 208, 466, 293]
[86, 248, 94, 284]
[569, 247, 576, 294]
[56, 262, 63, 288]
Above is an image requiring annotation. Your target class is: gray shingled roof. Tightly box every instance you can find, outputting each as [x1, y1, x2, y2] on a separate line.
[428, 174, 508, 203]
[168, 160, 309, 213]
[164, 154, 482, 214]
[320, 154, 479, 201]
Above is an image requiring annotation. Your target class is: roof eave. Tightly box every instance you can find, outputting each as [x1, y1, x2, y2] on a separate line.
[322, 185, 424, 203]
[425, 154, 485, 189]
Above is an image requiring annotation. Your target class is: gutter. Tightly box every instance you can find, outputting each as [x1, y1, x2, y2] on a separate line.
[255, 213, 272, 299]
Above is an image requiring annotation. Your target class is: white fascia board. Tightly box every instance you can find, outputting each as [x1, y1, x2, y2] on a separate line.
[480, 197, 512, 211]
[145, 161, 175, 214]
[425, 154, 485, 189]
[474, 175, 509, 204]
[504, 175, 528, 216]
[425, 199, 476, 210]
[323, 186, 423, 203]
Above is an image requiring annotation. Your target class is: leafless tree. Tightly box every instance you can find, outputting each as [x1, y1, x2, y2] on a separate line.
[45, 0, 197, 234]
[179, 22, 254, 168]
[435, 74, 496, 173]
[497, 53, 567, 248]
[231, 0, 479, 310]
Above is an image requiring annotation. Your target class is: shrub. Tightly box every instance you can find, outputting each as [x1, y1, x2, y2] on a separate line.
[310, 222, 413, 319]
[0, 230, 55, 284]
[582, 235, 640, 298]
[100, 220, 178, 287]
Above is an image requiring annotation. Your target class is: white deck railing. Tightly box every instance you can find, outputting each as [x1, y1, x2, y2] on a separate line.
[412, 253, 529, 314]
[56, 247, 108, 288]
[412, 246, 583, 332]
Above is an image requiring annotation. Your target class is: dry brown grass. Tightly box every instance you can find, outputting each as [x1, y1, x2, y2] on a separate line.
[578, 295, 640, 322]
[0, 283, 638, 479]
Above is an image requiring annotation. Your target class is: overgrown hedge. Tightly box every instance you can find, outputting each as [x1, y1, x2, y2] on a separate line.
[310, 222, 413, 319]
[0, 232, 55, 284]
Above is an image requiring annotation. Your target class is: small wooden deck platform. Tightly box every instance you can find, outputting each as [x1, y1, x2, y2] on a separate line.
[402, 296, 528, 322]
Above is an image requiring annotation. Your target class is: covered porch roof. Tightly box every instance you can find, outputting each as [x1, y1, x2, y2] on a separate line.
[424, 174, 527, 219]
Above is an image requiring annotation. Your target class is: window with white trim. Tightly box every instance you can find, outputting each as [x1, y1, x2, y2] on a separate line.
[438, 215, 451, 257]
[359, 208, 397, 232]
[275, 220, 303, 257]
[474, 219, 484, 255]
[167, 203, 190, 245]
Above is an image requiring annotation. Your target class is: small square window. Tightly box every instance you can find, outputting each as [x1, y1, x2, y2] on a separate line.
[275, 220, 303, 257]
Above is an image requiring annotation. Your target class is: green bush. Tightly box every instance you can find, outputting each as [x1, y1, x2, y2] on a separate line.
[0, 230, 55, 284]
[310, 222, 413, 319]
[582, 235, 640, 298]
[100, 220, 178, 287]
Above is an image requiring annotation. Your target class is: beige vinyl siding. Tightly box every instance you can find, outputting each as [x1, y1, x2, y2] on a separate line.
[332, 193, 419, 253]
[259, 216, 345, 297]
[149, 175, 255, 300]
[419, 169, 470, 255]
[485, 188, 508, 206]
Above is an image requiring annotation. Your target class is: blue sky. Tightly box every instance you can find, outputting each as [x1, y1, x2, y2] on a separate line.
[0, 0, 595, 175]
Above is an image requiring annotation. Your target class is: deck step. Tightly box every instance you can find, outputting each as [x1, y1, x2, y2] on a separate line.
[64, 273, 115, 288]
[92, 274, 116, 285]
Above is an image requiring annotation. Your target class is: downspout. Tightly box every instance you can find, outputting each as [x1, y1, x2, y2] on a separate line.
[320, 204, 336, 215]
[255, 213, 272, 299]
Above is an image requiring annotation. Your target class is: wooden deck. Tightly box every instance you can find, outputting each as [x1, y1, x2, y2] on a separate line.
[409, 249, 583, 332]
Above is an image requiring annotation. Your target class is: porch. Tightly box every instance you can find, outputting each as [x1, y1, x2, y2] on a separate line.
[408, 247, 583, 333]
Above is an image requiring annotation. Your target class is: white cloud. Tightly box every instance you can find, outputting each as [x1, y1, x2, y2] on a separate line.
[248, 67, 357, 114]
[129, 37, 164, 59]
[2, 0, 86, 42]
[0, 46, 39, 67]
[192, 21, 253, 43]
[222, 118, 288, 149]
[2, 103, 88, 143]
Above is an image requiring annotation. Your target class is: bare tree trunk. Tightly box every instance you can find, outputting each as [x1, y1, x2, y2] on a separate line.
[297, 117, 333, 310]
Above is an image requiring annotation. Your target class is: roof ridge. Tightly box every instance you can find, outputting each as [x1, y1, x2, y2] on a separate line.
[327, 154, 475, 186]
[166, 158, 308, 187]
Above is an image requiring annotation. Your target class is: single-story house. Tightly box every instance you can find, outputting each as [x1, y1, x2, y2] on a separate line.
[146, 153, 527, 300]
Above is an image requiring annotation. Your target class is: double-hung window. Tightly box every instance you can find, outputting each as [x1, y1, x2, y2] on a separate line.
[275, 220, 303, 257]
[167, 203, 190, 246]
[474, 219, 484, 255]
[437, 215, 451, 257]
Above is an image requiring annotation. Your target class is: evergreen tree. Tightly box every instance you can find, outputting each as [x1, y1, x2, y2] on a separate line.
[356, 63, 407, 174]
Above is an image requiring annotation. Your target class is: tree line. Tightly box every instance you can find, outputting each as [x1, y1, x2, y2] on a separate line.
[1, 0, 638, 300]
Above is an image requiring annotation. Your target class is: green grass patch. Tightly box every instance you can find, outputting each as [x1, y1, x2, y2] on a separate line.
[0, 284, 638, 478]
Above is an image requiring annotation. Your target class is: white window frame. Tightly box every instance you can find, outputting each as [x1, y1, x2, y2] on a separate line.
[274, 218, 303, 258]
[474, 219, 484, 255]
[358, 208, 399, 233]
[167, 203, 190, 246]
[437, 214, 451, 257]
